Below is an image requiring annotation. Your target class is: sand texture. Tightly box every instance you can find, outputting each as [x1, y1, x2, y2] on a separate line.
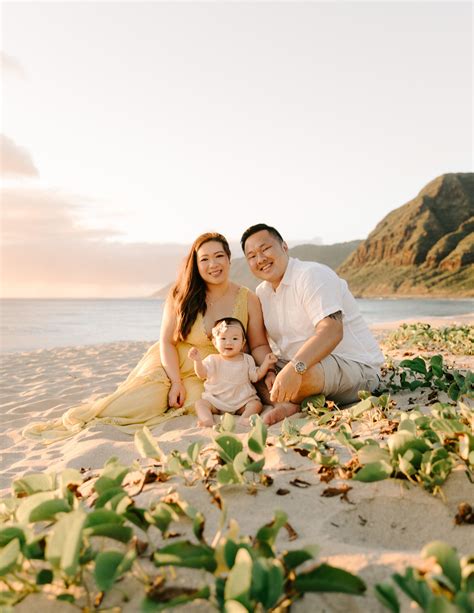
[1, 316, 473, 611]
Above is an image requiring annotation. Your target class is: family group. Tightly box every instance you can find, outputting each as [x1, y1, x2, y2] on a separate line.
[23, 223, 383, 441]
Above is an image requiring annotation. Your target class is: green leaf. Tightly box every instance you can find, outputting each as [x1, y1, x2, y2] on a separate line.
[426, 595, 460, 613]
[392, 568, 432, 609]
[233, 452, 264, 475]
[149, 503, 178, 534]
[219, 413, 236, 432]
[215, 435, 243, 463]
[192, 512, 206, 542]
[248, 416, 267, 455]
[353, 461, 393, 482]
[217, 464, 241, 485]
[94, 458, 129, 494]
[94, 549, 135, 591]
[85, 524, 133, 543]
[224, 547, 253, 609]
[295, 563, 366, 594]
[124, 507, 150, 531]
[134, 427, 165, 460]
[84, 509, 124, 527]
[251, 557, 285, 609]
[301, 394, 326, 411]
[422, 541, 462, 592]
[0, 539, 20, 575]
[95, 486, 127, 509]
[0, 527, 25, 548]
[23, 537, 46, 560]
[350, 398, 373, 418]
[13, 473, 56, 495]
[36, 568, 53, 585]
[282, 546, 319, 570]
[57, 593, 75, 603]
[153, 541, 217, 572]
[430, 355, 444, 378]
[374, 582, 400, 613]
[255, 510, 288, 548]
[16, 491, 57, 524]
[398, 419, 416, 434]
[187, 441, 202, 463]
[388, 431, 417, 458]
[223, 540, 242, 569]
[45, 508, 86, 576]
[400, 357, 427, 375]
[29, 498, 71, 522]
[448, 383, 460, 401]
[358, 443, 390, 465]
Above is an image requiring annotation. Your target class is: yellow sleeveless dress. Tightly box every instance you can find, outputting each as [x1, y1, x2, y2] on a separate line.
[23, 287, 250, 442]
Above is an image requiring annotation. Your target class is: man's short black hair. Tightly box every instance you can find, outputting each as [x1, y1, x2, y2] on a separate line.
[240, 223, 284, 252]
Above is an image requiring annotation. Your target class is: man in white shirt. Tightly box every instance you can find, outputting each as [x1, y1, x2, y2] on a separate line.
[241, 223, 384, 425]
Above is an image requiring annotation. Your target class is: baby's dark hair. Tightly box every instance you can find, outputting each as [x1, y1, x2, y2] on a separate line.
[211, 317, 246, 341]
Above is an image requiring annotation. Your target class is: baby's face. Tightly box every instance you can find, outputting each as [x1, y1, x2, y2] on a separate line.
[213, 324, 244, 358]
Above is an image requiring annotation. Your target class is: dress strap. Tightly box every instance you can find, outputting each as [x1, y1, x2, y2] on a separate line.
[233, 286, 249, 330]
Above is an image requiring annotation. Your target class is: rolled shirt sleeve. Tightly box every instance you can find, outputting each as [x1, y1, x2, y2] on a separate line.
[300, 266, 345, 328]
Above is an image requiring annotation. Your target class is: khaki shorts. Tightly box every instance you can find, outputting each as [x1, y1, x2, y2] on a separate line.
[276, 355, 380, 406]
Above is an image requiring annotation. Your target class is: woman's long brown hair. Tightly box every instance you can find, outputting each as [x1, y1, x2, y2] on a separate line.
[171, 232, 231, 341]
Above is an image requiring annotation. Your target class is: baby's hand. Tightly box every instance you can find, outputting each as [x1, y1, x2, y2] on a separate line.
[188, 347, 200, 361]
[264, 352, 278, 366]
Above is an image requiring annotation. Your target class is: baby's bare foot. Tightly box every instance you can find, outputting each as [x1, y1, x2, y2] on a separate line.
[197, 418, 214, 428]
[262, 403, 300, 426]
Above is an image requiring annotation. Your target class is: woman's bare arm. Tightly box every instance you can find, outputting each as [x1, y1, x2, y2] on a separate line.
[159, 296, 186, 407]
[246, 291, 272, 365]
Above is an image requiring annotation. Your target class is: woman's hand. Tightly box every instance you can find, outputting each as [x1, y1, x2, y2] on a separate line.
[168, 381, 186, 408]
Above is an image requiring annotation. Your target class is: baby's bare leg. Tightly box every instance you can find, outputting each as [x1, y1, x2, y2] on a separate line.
[195, 399, 215, 427]
[239, 399, 263, 424]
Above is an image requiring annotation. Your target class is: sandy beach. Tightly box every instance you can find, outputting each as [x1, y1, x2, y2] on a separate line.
[1, 314, 473, 611]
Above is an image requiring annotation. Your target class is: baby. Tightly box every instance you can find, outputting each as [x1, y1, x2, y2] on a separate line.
[188, 317, 277, 427]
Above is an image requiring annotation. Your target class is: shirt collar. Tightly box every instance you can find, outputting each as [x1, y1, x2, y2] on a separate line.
[278, 257, 295, 287]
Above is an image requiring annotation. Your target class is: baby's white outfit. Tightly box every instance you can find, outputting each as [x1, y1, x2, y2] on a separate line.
[201, 353, 260, 413]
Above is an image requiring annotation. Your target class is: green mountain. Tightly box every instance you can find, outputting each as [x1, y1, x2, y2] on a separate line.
[338, 173, 474, 297]
[230, 240, 361, 291]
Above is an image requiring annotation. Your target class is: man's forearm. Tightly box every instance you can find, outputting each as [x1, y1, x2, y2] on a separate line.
[292, 317, 343, 368]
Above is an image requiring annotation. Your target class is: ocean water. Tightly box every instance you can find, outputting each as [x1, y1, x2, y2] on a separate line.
[0, 298, 472, 354]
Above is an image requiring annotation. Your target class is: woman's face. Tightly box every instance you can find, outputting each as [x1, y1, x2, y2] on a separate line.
[196, 240, 230, 286]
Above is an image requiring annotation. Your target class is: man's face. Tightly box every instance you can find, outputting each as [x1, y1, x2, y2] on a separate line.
[244, 230, 289, 288]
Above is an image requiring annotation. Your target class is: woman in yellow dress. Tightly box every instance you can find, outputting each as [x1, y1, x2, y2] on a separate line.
[23, 232, 271, 442]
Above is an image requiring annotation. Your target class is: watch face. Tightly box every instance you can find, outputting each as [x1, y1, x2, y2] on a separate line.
[295, 361, 307, 374]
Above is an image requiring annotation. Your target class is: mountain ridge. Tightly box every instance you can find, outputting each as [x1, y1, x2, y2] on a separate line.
[338, 173, 474, 297]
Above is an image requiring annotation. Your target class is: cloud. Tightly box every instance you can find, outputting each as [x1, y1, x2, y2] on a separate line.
[0, 52, 26, 78]
[0, 135, 39, 177]
[0, 186, 189, 296]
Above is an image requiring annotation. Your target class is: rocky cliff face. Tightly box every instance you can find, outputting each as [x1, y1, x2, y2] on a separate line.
[338, 173, 474, 297]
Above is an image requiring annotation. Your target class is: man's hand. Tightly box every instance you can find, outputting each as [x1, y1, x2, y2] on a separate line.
[168, 381, 186, 408]
[270, 365, 302, 403]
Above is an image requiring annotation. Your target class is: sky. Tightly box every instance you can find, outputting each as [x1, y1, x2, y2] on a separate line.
[1, 1, 472, 297]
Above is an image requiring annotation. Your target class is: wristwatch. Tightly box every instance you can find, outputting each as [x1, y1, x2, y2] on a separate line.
[292, 360, 307, 375]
